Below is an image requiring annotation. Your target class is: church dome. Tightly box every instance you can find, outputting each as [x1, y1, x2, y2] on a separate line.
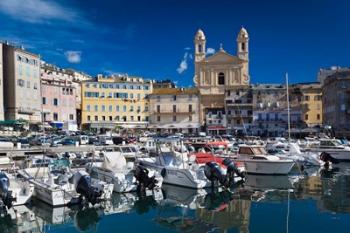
[195, 29, 206, 40]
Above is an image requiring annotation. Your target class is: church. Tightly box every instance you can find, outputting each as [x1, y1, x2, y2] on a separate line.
[193, 28, 250, 133]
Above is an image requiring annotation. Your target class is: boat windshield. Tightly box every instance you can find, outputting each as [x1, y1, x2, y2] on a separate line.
[251, 147, 266, 155]
[320, 140, 342, 147]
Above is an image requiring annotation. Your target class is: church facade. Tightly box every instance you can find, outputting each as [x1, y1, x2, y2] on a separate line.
[193, 28, 250, 134]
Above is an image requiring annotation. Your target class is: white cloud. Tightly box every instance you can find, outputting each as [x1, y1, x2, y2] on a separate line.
[0, 0, 78, 23]
[177, 52, 189, 74]
[65, 51, 82, 63]
[206, 47, 215, 55]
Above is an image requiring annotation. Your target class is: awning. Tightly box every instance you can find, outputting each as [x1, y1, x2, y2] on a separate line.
[50, 121, 64, 129]
[207, 125, 227, 130]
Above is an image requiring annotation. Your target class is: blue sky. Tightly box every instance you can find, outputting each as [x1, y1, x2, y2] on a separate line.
[1, 0, 350, 87]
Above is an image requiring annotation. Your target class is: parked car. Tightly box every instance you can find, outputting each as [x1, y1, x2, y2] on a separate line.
[98, 135, 113, 145]
[112, 136, 125, 145]
[61, 138, 77, 146]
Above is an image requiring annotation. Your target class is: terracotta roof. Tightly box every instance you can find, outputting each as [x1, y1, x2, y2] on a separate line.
[152, 88, 199, 95]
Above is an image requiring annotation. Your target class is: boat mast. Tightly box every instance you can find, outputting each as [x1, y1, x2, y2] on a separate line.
[286, 73, 291, 142]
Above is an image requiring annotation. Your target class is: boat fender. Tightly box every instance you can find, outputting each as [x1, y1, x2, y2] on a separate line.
[160, 168, 166, 177]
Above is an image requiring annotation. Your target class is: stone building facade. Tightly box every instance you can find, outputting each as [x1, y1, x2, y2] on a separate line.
[1, 43, 41, 123]
[149, 88, 200, 134]
[290, 82, 322, 127]
[81, 75, 152, 132]
[322, 71, 350, 137]
[193, 28, 250, 134]
[41, 78, 77, 130]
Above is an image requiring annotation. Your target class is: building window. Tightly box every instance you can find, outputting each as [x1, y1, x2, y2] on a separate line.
[189, 104, 192, 112]
[157, 96, 160, 102]
[116, 105, 120, 112]
[145, 106, 149, 112]
[189, 115, 192, 122]
[87, 116, 91, 121]
[69, 114, 74, 120]
[304, 95, 310, 101]
[34, 83, 38, 89]
[198, 44, 202, 53]
[305, 114, 308, 121]
[94, 105, 98, 112]
[130, 106, 134, 112]
[173, 105, 176, 113]
[241, 42, 245, 51]
[87, 105, 91, 111]
[173, 115, 176, 122]
[157, 105, 160, 113]
[109, 105, 113, 112]
[173, 95, 177, 101]
[42, 97, 46, 105]
[123, 106, 127, 112]
[138, 116, 141, 121]
[102, 105, 106, 112]
[17, 79, 24, 87]
[115, 116, 120, 121]
[53, 98, 58, 106]
[317, 114, 320, 120]
[157, 116, 161, 122]
[95, 116, 98, 121]
[131, 116, 134, 121]
[102, 116, 106, 121]
[53, 113, 58, 121]
[218, 72, 225, 85]
[123, 116, 127, 122]
[109, 116, 113, 121]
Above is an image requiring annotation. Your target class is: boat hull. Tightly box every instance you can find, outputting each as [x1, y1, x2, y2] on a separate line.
[239, 160, 295, 175]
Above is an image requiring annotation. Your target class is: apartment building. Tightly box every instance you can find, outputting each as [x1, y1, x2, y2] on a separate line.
[81, 75, 152, 132]
[149, 88, 200, 134]
[2, 43, 41, 123]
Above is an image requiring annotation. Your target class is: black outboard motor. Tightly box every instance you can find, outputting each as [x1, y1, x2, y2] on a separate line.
[222, 158, 245, 185]
[204, 162, 227, 188]
[72, 171, 102, 205]
[0, 172, 16, 210]
[320, 152, 339, 167]
[134, 165, 157, 193]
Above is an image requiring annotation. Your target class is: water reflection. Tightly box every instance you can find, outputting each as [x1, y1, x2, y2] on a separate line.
[2, 169, 350, 232]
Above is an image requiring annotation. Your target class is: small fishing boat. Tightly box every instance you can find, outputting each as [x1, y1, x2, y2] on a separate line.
[236, 145, 295, 175]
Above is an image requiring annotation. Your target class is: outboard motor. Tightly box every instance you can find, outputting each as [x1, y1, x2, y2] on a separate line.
[0, 172, 16, 210]
[222, 158, 245, 182]
[72, 171, 102, 205]
[320, 152, 338, 166]
[134, 165, 157, 192]
[204, 162, 227, 188]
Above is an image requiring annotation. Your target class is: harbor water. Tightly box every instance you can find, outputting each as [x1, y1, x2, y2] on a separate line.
[2, 166, 350, 233]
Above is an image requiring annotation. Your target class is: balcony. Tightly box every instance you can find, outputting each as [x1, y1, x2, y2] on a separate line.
[153, 110, 196, 115]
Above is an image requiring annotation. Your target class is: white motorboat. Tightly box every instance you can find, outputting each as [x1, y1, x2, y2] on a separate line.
[87, 151, 162, 193]
[308, 139, 350, 163]
[236, 145, 295, 175]
[137, 143, 243, 189]
[18, 159, 113, 207]
[275, 143, 322, 167]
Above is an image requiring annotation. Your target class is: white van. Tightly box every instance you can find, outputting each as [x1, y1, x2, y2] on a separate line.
[98, 135, 113, 145]
[78, 135, 89, 145]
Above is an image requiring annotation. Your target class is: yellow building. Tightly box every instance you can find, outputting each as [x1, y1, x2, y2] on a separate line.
[291, 82, 322, 127]
[81, 75, 153, 132]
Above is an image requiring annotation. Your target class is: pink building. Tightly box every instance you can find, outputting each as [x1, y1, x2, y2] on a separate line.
[41, 78, 77, 130]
